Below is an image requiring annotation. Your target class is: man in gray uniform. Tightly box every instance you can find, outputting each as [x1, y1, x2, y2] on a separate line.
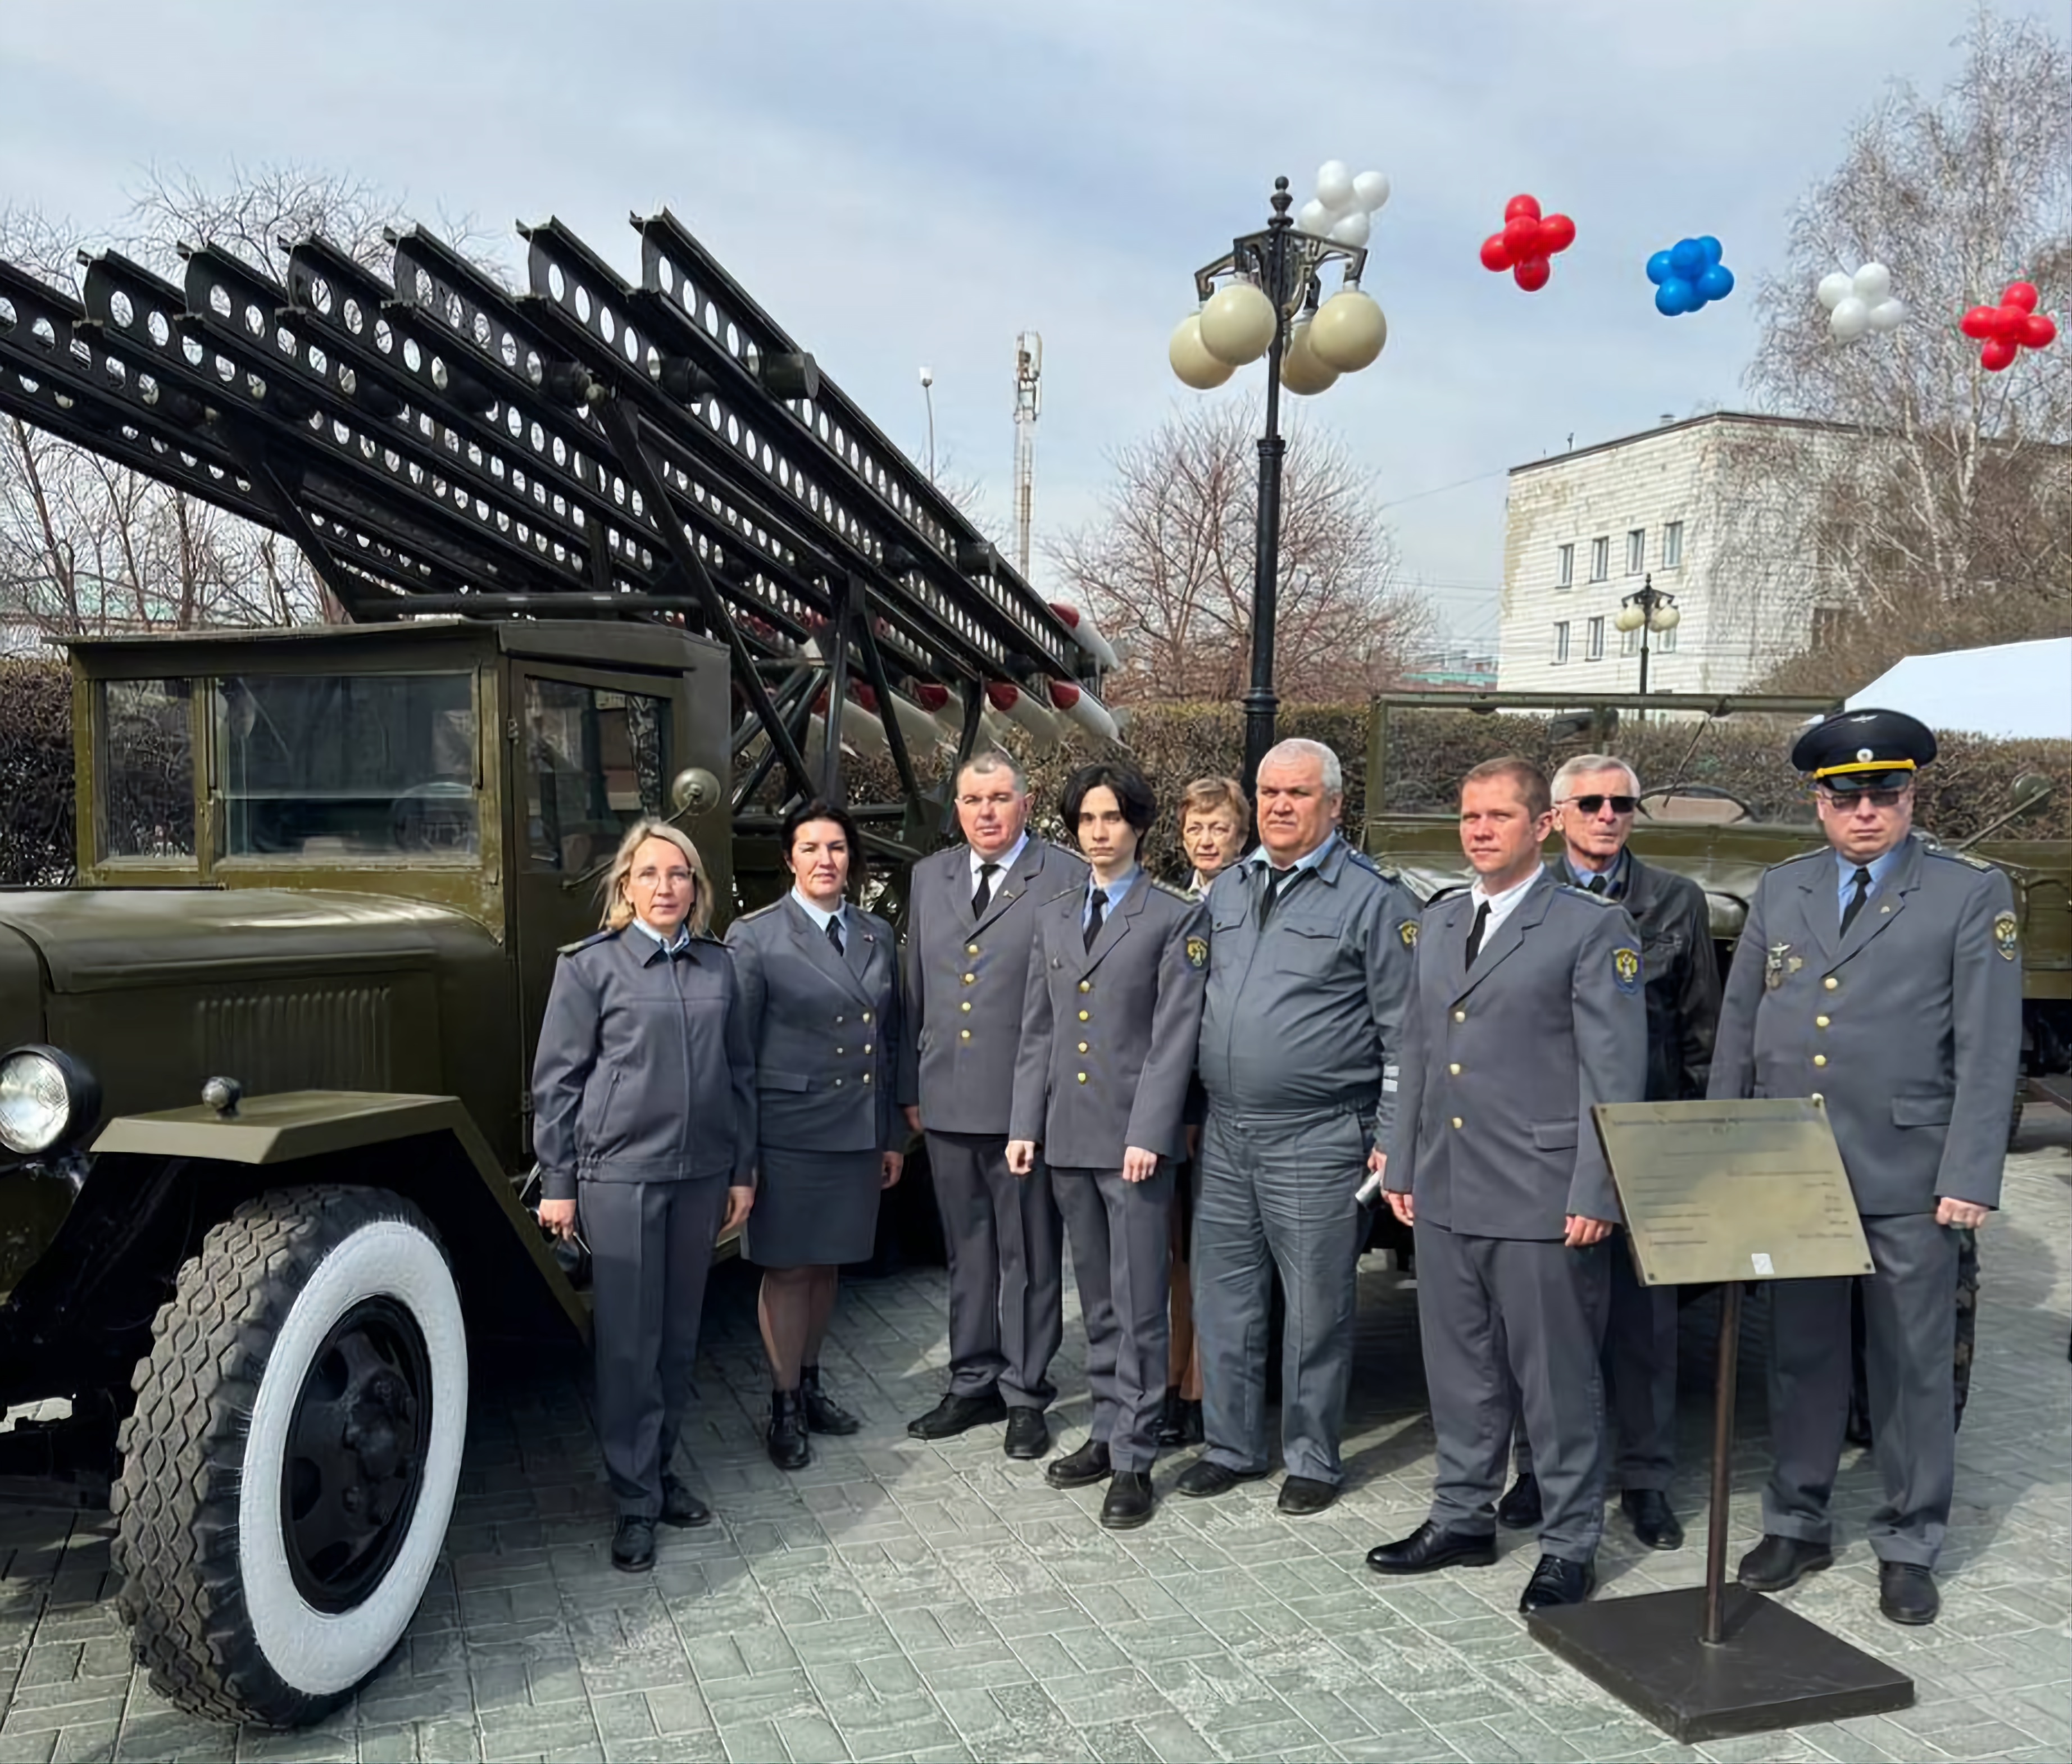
[1180, 738, 1417, 1516]
[1710, 708, 2021, 1626]
[901, 751, 1087, 1459]
[1497, 754, 1721, 1552]
[1371, 757, 1647, 1613]
[1008, 762, 1208, 1527]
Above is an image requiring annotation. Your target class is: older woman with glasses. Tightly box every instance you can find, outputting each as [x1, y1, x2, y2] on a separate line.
[533, 820, 755, 1574]
[727, 799, 908, 1470]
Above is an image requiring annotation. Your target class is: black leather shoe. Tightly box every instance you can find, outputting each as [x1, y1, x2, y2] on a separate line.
[1174, 1460, 1267, 1499]
[660, 1477, 711, 1529]
[1621, 1489, 1683, 1552]
[1278, 1476, 1339, 1516]
[1878, 1561, 1939, 1626]
[800, 1365, 862, 1435]
[907, 1389, 1008, 1439]
[1004, 1407, 1049, 1460]
[768, 1388, 811, 1471]
[1101, 1470, 1155, 1530]
[1519, 1554, 1594, 1613]
[1496, 1472, 1542, 1531]
[1365, 1520, 1498, 1576]
[1154, 1393, 1205, 1448]
[1046, 1438, 1112, 1489]
[1737, 1534, 1834, 1592]
[611, 1516, 656, 1574]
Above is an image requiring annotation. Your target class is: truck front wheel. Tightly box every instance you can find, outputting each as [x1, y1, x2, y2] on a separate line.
[112, 1185, 467, 1727]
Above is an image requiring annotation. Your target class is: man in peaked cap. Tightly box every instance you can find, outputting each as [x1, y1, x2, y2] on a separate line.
[1709, 707, 2023, 1627]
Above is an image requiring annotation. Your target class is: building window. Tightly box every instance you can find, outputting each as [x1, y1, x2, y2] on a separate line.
[1556, 543, 1573, 589]
[1552, 621, 1570, 664]
[1662, 521, 1684, 567]
[1621, 625, 1640, 657]
[1626, 529, 1646, 574]
[1589, 537, 1609, 582]
[1812, 606, 1847, 649]
[1657, 621, 1679, 653]
[1586, 616, 1605, 661]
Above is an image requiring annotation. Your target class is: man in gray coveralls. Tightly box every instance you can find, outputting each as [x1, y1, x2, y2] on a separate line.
[1178, 738, 1419, 1517]
[1711, 707, 2021, 1627]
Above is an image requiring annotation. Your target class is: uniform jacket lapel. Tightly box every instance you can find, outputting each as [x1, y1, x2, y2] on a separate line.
[1794, 851, 1839, 966]
[1074, 873, 1139, 977]
[785, 897, 873, 1007]
[974, 839, 1046, 935]
[1455, 872, 1554, 1001]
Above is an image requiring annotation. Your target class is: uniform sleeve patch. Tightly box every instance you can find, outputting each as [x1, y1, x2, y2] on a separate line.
[1398, 920, 1419, 948]
[1185, 936, 1209, 970]
[1994, 911, 2019, 961]
[1612, 947, 1642, 993]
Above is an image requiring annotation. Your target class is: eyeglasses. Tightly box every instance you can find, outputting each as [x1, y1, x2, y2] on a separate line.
[1821, 788, 1908, 809]
[1561, 794, 1638, 816]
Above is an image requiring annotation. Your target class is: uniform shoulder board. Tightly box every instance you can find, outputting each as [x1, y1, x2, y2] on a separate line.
[694, 930, 732, 948]
[734, 899, 787, 922]
[1557, 883, 1616, 905]
[1772, 847, 1831, 872]
[1343, 847, 1385, 878]
[557, 927, 621, 957]
[1041, 881, 1084, 906]
[1150, 877, 1193, 902]
[1925, 846, 1996, 872]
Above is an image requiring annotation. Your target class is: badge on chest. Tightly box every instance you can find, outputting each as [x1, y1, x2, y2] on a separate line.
[1764, 941, 1805, 990]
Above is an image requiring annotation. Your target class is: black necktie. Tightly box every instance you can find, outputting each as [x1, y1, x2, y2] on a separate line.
[826, 915, 844, 957]
[1260, 867, 1296, 926]
[1465, 899, 1492, 966]
[1587, 874, 1608, 896]
[1084, 888, 1106, 953]
[1841, 866, 1871, 935]
[972, 861, 999, 917]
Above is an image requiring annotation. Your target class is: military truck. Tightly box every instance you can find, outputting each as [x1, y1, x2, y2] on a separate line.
[1359, 689, 2070, 1137]
[0, 212, 1115, 1726]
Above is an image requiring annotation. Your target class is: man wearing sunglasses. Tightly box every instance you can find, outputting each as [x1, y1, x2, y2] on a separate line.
[1492, 756, 1721, 1554]
[1710, 708, 2021, 1627]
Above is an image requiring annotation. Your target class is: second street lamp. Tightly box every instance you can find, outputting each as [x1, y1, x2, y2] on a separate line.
[1170, 172, 1388, 784]
[1614, 574, 1683, 696]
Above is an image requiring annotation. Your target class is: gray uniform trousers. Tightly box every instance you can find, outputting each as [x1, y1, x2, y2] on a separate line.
[1194, 1104, 1365, 1485]
[1767, 1211, 1957, 1567]
[580, 1173, 729, 1519]
[1514, 1240, 1676, 1492]
[1418, 1221, 1612, 1561]
[1052, 1163, 1174, 1471]
[928, 1131, 1064, 1410]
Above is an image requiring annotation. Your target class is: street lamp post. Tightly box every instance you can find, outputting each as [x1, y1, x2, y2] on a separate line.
[918, 366, 936, 484]
[1615, 573, 1682, 697]
[1171, 172, 1388, 784]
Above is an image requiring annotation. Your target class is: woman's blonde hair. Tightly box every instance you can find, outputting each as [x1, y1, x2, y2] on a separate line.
[1179, 775, 1251, 827]
[601, 819, 714, 934]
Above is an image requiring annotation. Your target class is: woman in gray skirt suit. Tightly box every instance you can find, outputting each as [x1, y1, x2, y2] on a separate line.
[726, 798, 909, 1469]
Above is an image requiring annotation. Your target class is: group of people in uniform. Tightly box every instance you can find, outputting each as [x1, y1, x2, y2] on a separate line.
[530, 706, 2020, 1633]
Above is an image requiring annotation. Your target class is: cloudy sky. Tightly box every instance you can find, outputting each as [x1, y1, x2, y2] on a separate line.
[2, 1, 2051, 648]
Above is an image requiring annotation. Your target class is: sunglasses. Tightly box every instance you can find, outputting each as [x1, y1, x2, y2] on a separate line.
[1562, 794, 1637, 816]
[1821, 787, 1908, 808]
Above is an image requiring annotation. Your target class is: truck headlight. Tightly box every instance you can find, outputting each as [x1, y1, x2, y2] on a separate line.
[0, 1047, 102, 1157]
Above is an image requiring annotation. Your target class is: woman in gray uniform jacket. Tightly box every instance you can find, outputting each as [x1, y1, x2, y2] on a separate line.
[533, 820, 755, 1575]
[726, 799, 909, 1470]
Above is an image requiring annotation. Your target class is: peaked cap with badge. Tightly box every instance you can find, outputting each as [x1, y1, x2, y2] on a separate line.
[1792, 707, 1937, 794]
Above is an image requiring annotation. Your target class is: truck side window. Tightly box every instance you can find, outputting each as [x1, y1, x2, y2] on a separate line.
[523, 679, 670, 872]
[101, 679, 197, 861]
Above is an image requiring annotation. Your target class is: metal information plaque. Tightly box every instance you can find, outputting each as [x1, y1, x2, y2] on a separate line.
[1591, 1098, 1873, 1287]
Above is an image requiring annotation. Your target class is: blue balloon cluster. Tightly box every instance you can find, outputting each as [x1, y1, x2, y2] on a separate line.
[1646, 236, 1734, 316]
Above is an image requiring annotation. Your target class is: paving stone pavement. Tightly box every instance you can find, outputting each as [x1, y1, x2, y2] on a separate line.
[1, 1110, 2066, 1764]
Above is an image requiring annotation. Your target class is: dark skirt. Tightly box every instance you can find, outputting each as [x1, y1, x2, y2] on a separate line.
[743, 1144, 883, 1267]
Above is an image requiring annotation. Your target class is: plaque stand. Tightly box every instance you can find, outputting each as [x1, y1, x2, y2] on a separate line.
[1525, 1101, 1915, 1744]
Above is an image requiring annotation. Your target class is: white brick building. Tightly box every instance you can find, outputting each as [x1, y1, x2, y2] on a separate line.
[1498, 412, 1848, 693]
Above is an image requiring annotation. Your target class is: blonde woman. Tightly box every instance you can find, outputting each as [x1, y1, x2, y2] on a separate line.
[533, 820, 755, 1573]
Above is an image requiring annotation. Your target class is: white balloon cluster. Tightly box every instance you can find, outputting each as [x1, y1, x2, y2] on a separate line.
[1816, 263, 1907, 342]
[1296, 160, 1391, 248]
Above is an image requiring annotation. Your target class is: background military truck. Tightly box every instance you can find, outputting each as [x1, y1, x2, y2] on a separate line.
[1357, 689, 2070, 1136]
[0, 212, 1117, 1726]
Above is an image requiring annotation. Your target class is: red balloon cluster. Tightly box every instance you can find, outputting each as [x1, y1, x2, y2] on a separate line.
[1479, 195, 1576, 292]
[1960, 282, 2057, 371]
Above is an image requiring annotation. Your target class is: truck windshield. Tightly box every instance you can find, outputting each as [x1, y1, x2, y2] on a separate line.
[216, 672, 479, 860]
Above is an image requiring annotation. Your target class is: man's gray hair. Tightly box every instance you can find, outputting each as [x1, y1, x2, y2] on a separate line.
[956, 748, 1028, 794]
[1258, 738, 1343, 795]
[1551, 753, 1643, 801]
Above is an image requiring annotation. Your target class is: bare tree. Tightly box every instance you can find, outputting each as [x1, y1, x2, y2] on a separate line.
[1, 165, 505, 643]
[1725, 9, 2072, 693]
[1048, 397, 1430, 705]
